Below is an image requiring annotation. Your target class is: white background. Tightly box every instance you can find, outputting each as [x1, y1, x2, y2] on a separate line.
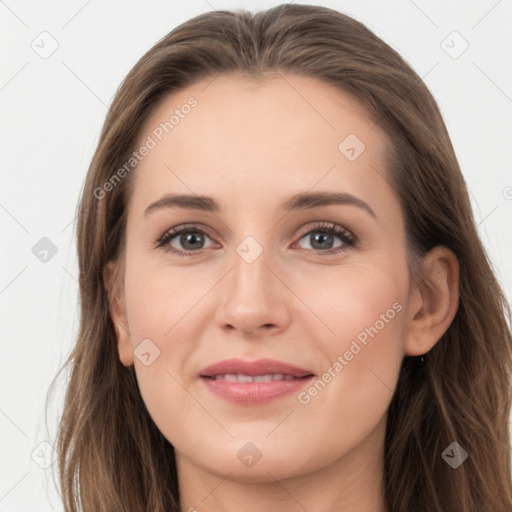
[1, 0, 511, 510]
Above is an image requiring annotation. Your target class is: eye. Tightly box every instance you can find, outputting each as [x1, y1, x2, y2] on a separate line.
[293, 221, 357, 255]
[154, 221, 357, 257]
[154, 223, 216, 256]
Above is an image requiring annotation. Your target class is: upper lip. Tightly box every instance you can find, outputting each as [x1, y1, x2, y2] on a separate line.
[199, 358, 315, 378]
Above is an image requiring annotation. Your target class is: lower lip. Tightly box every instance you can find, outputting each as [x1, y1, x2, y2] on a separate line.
[200, 376, 314, 404]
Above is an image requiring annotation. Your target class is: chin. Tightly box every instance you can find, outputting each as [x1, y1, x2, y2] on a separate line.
[182, 435, 316, 483]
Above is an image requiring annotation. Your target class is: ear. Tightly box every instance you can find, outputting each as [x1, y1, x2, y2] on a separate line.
[103, 261, 134, 367]
[404, 245, 459, 357]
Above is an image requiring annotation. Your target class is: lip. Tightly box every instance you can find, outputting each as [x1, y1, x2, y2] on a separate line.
[200, 358, 314, 378]
[199, 358, 315, 404]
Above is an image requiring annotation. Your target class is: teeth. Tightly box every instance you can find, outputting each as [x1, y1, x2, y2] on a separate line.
[211, 373, 298, 382]
[253, 375, 273, 382]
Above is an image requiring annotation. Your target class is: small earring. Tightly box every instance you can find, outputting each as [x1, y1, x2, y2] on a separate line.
[420, 355, 425, 363]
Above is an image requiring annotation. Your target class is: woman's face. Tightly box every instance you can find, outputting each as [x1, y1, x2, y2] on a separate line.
[112, 74, 415, 484]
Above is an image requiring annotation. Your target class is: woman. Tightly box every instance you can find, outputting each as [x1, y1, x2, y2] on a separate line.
[47, 3, 512, 511]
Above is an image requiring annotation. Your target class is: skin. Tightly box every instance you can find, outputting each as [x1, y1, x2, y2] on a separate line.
[105, 74, 459, 512]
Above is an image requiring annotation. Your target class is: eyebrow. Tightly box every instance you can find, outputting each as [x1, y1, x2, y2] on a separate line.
[144, 191, 376, 218]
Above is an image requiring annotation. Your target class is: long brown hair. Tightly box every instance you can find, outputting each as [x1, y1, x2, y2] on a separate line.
[45, 4, 512, 511]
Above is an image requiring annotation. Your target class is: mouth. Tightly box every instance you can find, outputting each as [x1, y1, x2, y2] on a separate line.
[199, 358, 315, 404]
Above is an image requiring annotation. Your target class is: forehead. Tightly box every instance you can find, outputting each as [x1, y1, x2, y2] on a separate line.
[128, 73, 394, 218]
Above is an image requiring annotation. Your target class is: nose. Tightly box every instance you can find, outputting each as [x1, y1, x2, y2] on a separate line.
[215, 244, 291, 338]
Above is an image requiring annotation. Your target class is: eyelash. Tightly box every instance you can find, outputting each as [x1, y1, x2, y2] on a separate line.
[154, 221, 357, 257]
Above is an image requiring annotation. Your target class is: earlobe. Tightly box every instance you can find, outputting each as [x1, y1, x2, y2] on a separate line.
[103, 261, 134, 367]
[404, 246, 460, 357]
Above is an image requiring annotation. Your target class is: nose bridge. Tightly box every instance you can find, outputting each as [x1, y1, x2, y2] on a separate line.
[228, 207, 275, 283]
[230, 233, 273, 302]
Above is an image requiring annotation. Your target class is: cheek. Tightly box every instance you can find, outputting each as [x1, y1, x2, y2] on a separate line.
[298, 261, 407, 356]
[298, 267, 406, 420]
[124, 255, 209, 345]
[331, 281, 405, 359]
[122, 263, 205, 433]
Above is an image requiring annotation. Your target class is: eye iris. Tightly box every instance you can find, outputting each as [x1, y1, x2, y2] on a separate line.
[311, 231, 334, 249]
[181, 232, 204, 250]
